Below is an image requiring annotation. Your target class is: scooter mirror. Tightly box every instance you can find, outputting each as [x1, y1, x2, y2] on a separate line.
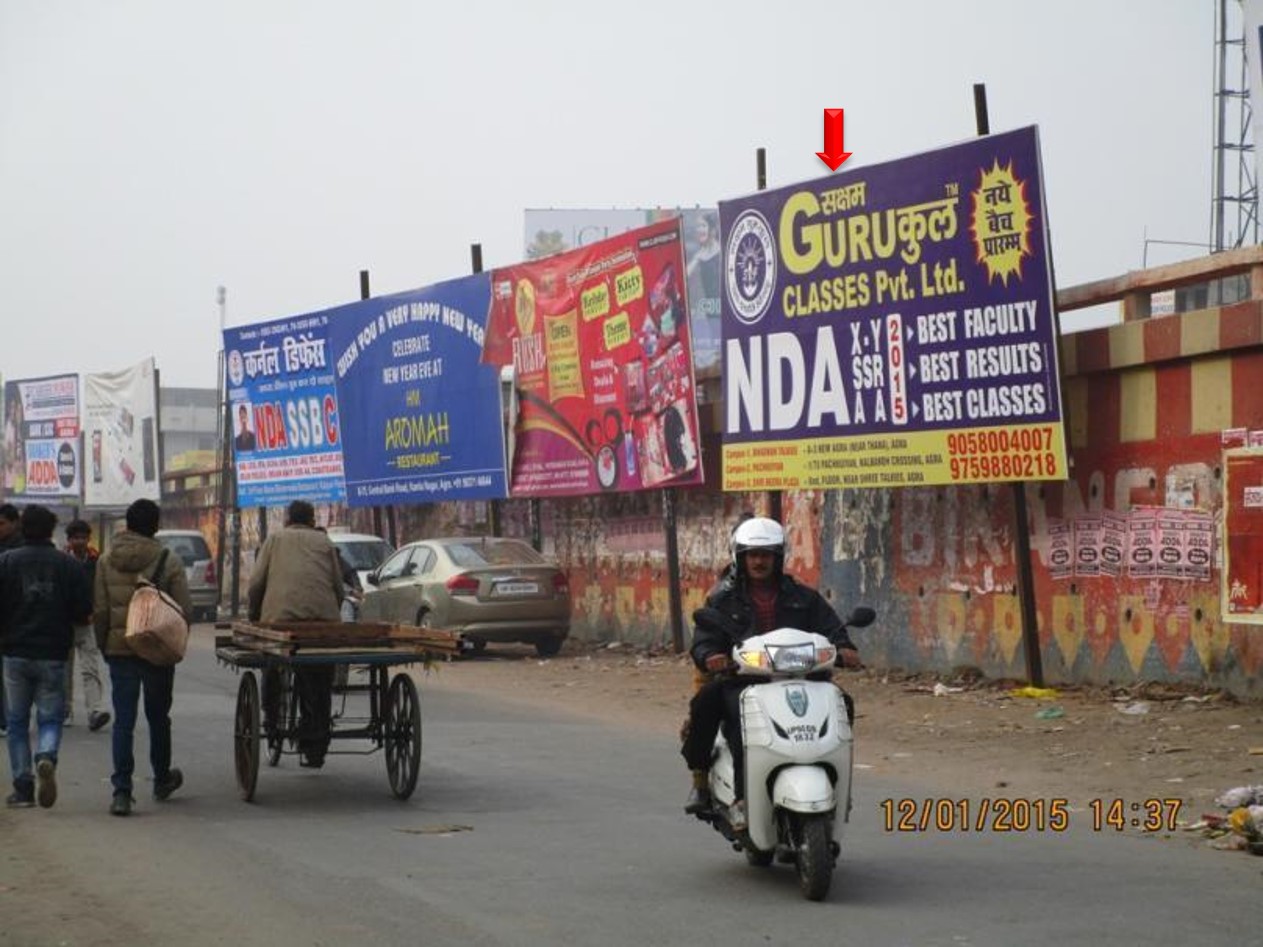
[846, 606, 876, 628]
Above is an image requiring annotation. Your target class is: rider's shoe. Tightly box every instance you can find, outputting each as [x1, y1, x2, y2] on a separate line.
[685, 785, 712, 814]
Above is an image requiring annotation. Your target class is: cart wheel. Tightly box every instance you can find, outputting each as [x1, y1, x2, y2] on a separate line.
[234, 671, 261, 802]
[263, 668, 292, 767]
[385, 673, 422, 800]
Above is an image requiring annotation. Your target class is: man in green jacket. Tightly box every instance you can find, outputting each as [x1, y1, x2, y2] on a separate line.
[94, 499, 192, 817]
[247, 500, 343, 768]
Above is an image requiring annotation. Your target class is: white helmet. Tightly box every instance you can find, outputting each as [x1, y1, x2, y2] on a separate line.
[731, 516, 786, 570]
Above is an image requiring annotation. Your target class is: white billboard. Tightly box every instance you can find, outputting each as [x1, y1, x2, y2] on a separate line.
[83, 358, 161, 507]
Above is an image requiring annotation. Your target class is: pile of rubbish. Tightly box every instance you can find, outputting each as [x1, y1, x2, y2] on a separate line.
[1192, 785, 1263, 854]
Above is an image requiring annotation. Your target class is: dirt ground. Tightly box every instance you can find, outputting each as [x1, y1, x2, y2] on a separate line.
[422, 642, 1263, 850]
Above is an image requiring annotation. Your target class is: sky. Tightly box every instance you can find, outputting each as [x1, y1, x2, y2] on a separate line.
[0, 0, 1221, 391]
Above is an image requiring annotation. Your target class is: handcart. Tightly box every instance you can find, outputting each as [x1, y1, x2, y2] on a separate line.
[215, 621, 466, 802]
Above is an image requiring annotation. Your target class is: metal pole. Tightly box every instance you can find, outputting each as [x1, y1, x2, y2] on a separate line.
[974, 82, 1043, 687]
[360, 269, 388, 542]
[663, 488, 685, 653]
[472, 242, 503, 538]
[214, 287, 230, 619]
[756, 147, 783, 523]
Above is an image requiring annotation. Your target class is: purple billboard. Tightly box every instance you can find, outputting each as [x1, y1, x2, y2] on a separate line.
[719, 125, 1067, 491]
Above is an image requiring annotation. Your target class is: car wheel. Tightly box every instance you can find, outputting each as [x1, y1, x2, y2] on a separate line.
[534, 636, 563, 658]
[468, 637, 487, 653]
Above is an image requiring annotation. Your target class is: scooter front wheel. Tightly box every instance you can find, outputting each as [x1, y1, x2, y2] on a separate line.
[796, 814, 833, 901]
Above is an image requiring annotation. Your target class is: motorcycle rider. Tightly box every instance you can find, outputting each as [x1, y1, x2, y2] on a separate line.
[680, 516, 862, 823]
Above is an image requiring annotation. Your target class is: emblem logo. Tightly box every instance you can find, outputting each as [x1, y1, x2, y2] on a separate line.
[227, 350, 245, 387]
[785, 684, 810, 718]
[725, 210, 776, 325]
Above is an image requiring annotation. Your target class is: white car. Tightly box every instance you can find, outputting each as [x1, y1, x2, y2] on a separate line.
[327, 530, 394, 620]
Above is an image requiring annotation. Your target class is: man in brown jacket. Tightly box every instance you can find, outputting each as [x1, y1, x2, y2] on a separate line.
[94, 499, 193, 816]
[247, 500, 343, 767]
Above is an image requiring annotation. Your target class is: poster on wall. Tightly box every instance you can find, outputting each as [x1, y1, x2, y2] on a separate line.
[524, 208, 723, 374]
[2, 373, 81, 501]
[1223, 448, 1263, 623]
[327, 275, 507, 506]
[223, 314, 346, 507]
[719, 125, 1067, 492]
[83, 358, 160, 507]
[485, 217, 705, 498]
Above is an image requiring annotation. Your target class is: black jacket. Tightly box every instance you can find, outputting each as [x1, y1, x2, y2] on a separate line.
[690, 571, 853, 672]
[0, 540, 93, 660]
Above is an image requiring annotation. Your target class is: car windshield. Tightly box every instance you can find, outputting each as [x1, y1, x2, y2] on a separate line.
[445, 540, 544, 567]
[159, 535, 210, 566]
[336, 540, 393, 570]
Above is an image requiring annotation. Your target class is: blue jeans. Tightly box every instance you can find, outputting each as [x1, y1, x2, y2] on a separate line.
[3, 656, 67, 791]
[107, 656, 175, 796]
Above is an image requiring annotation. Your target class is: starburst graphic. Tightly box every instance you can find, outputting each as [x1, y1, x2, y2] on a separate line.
[970, 160, 1033, 285]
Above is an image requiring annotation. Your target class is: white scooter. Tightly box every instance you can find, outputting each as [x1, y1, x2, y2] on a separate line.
[694, 607, 875, 901]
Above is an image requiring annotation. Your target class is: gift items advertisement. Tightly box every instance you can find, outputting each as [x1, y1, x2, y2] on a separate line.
[484, 218, 705, 497]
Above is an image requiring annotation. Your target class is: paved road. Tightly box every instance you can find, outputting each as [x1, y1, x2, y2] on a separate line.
[1, 631, 1256, 947]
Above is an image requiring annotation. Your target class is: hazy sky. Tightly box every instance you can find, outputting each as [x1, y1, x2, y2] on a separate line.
[0, 1, 1218, 390]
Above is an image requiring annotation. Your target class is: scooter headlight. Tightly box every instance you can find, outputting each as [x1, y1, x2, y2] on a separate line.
[767, 643, 817, 673]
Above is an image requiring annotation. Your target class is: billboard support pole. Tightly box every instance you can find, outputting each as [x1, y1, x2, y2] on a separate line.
[664, 487, 685, 653]
[973, 83, 1044, 687]
[757, 147, 784, 524]
[360, 270, 397, 547]
[472, 242, 503, 539]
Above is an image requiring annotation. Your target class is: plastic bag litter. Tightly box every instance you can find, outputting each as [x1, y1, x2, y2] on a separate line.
[1114, 701, 1151, 715]
[933, 683, 964, 696]
[1034, 706, 1065, 720]
[1009, 686, 1060, 699]
[1216, 785, 1263, 809]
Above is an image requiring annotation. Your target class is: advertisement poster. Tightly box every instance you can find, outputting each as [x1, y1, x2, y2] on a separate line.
[1073, 513, 1102, 577]
[1156, 510, 1186, 579]
[2, 373, 81, 501]
[83, 358, 161, 507]
[223, 314, 346, 507]
[328, 275, 507, 506]
[1127, 507, 1159, 579]
[718, 125, 1067, 491]
[485, 218, 705, 497]
[1047, 519, 1072, 580]
[1223, 449, 1263, 622]
[1099, 511, 1128, 578]
[525, 208, 723, 373]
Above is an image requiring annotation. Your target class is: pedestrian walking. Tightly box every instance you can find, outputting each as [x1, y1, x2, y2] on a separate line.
[0, 505, 92, 808]
[62, 520, 110, 732]
[94, 499, 192, 816]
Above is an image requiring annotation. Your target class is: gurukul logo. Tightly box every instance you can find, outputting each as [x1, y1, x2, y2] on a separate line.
[725, 209, 776, 325]
[227, 350, 245, 387]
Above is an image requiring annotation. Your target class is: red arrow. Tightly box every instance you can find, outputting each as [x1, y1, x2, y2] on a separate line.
[816, 108, 852, 171]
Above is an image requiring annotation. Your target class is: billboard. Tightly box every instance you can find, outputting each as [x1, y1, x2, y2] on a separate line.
[2, 373, 81, 501]
[525, 208, 722, 373]
[718, 125, 1067, 491]
[223, 313, 347, 507]
[328, 276, 507, 506]
[486, 217, 705, 497]
[83, 358, 161, 507]
[1224, 448, 1263, 623]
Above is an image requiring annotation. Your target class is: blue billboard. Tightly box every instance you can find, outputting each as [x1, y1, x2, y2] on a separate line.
[327, 275, 507, 506]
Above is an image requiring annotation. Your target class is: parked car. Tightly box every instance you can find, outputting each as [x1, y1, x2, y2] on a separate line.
[154, 529, 219, 622]
[359, 537, 571, 656]
[326, 530, 394, 621]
